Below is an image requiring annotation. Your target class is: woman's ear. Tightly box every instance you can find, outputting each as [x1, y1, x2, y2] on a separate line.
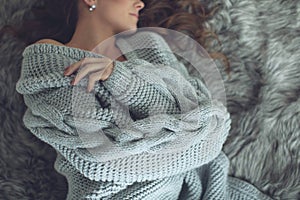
[82, 0, 98, 7]
[78, 0, 98, 14]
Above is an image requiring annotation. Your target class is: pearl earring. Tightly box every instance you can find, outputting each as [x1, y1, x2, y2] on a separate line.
[89, 4, 96, 12]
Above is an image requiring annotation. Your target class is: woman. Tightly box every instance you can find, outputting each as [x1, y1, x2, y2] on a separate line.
[14, 0, 273, 199]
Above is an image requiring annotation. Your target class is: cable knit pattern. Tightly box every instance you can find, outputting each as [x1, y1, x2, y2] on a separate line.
[16, 31, 272, 199]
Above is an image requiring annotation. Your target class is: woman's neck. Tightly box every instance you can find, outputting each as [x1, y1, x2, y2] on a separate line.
[64, 15, 125, 59]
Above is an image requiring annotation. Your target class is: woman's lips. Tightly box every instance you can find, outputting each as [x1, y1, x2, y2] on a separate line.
[130, 13, 139, 19]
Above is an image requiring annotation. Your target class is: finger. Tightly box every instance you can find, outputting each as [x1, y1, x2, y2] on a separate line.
[73, 62, 110, 85]
[64, 59, 84, 76]
[86, 62, 114, 92]
[101, 63, 114, 81]
[87, 71, 104, 92]
[65, 57, 111, 76]
[81, 57, 110, 66]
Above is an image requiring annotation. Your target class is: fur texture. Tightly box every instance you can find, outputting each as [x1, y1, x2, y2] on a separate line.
[0, 0, 299, 199]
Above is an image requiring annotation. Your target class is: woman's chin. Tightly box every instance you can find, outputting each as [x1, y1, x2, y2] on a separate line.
[117, 27, 138, 36]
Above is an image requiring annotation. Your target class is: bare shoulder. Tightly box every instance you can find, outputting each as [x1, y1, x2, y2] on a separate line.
[35, 38, 65, 46]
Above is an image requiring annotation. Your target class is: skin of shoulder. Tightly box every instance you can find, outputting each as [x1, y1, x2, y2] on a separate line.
[35, 39, 64, 46]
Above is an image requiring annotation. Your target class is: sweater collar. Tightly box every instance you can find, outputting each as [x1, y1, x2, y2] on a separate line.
[23, 34, 141, 61]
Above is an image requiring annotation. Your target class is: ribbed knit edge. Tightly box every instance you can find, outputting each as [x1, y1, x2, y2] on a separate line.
[22, 43, 103, 60]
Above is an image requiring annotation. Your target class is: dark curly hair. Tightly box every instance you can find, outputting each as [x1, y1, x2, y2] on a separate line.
[1, 0, 229, 72]
[139, 0, 230, 72]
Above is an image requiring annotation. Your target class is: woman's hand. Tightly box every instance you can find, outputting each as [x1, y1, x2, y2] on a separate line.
[64, 57, 115, 92]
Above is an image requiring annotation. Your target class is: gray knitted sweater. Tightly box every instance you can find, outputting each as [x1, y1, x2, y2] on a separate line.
[16, 31, 272, 200]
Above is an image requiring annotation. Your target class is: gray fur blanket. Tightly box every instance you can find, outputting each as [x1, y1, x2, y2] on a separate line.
[0, 0, 299, 199]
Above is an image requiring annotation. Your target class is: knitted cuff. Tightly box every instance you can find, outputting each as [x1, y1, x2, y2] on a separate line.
[102, 61, 132, 97]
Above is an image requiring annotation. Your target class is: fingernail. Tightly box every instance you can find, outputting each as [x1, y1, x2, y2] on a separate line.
[64, 68, 70, 76]
[70, 79, 75, 85]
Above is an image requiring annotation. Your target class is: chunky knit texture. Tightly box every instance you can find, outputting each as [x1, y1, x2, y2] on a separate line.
[16, 31, 272, 199]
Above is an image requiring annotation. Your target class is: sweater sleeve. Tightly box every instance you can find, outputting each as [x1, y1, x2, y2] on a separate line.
[101, 59, 183, 120]
[101, 50, 212, 121]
